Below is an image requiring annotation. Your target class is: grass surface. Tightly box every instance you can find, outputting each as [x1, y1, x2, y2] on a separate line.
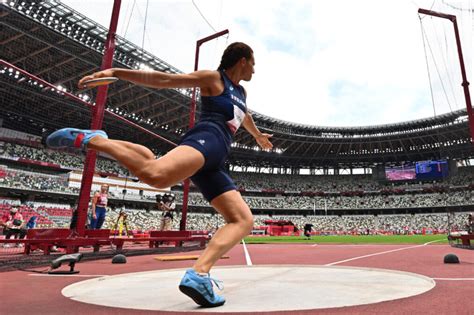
[243, 234, 449, 244]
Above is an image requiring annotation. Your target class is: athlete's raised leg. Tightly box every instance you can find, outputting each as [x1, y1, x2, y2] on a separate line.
[90, 138, 156, 160]
[89, 137, 204, 188]
[46, 129, 204, 189]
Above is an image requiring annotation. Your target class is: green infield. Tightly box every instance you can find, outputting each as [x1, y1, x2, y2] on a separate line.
[243, 234, 449, 244]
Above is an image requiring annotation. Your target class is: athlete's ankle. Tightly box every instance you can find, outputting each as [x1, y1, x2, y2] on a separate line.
[88, 135, 105, 148]
[193, 267, 210, 276]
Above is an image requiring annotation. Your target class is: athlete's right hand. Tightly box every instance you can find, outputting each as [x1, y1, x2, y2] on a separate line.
[256, 133, 273, 151]
[78, 69, 116, 89]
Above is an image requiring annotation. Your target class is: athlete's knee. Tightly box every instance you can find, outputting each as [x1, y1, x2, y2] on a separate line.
[242, 215, 254, 234]
[235, 211, 253, 234]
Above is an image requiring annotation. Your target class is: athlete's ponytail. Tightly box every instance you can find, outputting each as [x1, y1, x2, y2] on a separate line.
[217, 42, 253, 71]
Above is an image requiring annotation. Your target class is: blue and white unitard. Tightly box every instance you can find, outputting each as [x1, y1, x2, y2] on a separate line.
[179, 70, 247, 201]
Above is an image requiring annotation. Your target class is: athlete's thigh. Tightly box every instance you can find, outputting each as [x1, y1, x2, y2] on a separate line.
[210, 190, 253, 224]
[151, 145, 205, 185]
[191, 167, 236, 203]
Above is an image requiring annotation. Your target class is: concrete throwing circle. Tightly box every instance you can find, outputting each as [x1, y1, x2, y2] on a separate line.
[62, 265, 435, 312]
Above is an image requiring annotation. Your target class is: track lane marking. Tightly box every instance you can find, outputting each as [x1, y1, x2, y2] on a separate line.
[242, 239, 253, 266]
[325, 239, 444, 266]
[433, 278, 474, 281]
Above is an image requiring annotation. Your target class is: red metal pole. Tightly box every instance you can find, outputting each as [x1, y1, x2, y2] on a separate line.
[180, 29, 229, 231]
[189, 30, 229, 129]
[75, 0, 122, 236]
[452, 18, 474, 144]
[418, 8, 474, 143]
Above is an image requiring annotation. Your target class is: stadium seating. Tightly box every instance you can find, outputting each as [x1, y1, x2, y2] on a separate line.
[0, 139, 472, 235]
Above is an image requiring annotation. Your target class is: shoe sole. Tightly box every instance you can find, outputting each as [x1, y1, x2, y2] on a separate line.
[179, 285, 225, 308]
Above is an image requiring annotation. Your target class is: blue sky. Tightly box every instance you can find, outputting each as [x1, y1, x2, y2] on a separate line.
[62, 0, 473, 127]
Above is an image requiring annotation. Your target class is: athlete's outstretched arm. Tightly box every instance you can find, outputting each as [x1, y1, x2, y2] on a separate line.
[242, 111, 273, 150]
[78, 68, 219, 91]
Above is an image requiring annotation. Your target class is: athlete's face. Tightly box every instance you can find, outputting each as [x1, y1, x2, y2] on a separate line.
[242, 54, 255, 81]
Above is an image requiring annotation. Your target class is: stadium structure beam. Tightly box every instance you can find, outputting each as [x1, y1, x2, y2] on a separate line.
[158, 111, 188, 127]
[54, 68, 98, 87]
[418, 8, 474, 145]
[10, 44, 52, 64]
[146, 102, 185, 124]
[0, 27, 37, 45]
[137, 101, 171, 119]
[181, 29, 229, 231]
[116, 91, 154, 109]
[35, 56, 78, 76]
[93, 81, 132, 100]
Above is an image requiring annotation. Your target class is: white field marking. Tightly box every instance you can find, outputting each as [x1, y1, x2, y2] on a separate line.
[312, 244, 403, 247]
[241, 239, 253, 266]
[424, 239, 446, 244]
[433, 278, 474, 281]
[311, 244, 318, 247]
[315, 239, 445, 247]
[325, 239, 445, 266]
[318, 243, 438, 247]
[29, 274, 108, 277]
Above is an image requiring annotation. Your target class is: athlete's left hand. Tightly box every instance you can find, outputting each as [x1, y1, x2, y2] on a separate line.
[256, 133, 273, 151]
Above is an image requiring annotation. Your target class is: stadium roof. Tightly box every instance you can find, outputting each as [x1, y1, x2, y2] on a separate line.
[1, 1, 473, 169]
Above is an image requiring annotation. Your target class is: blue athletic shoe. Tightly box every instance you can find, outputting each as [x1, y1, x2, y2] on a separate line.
[179, 269, 225, 307]
[46, 128, 107, 150]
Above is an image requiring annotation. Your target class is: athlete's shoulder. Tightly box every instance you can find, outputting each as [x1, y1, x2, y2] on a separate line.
[192, 70, 220, 81]
[196, 70, 223, 96]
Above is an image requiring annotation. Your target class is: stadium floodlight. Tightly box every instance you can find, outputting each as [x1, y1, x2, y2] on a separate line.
[139, 63, 153, 71]
[78, 94, 90, 101]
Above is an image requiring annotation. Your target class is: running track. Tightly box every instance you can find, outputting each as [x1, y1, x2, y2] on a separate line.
[1, 243, 473, 314]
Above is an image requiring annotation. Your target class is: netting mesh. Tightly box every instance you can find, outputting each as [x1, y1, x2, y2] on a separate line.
[0, 59, 187, 201]
[0, 61, 177, 149]
[0, 60, 203, 264]
[417, 1, 473, 116]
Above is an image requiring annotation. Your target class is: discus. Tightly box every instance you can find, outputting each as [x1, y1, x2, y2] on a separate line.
[82, 77, 118, 88]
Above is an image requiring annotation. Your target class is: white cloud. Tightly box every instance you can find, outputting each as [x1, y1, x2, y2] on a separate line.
[62, 0, 473, 127]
